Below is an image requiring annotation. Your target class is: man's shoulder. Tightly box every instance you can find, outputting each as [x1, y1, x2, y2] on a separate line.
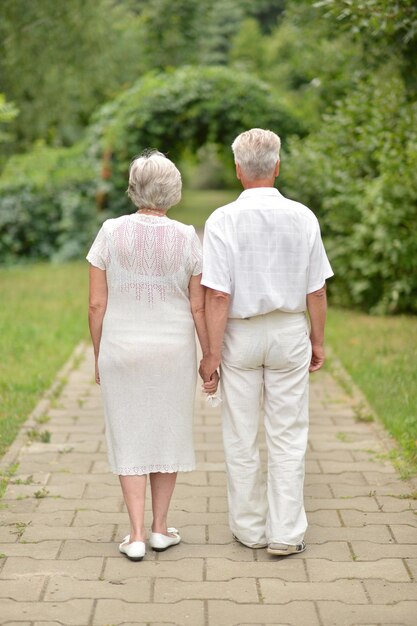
[280, 195, 316, 218]
[280, 194, 318, 221]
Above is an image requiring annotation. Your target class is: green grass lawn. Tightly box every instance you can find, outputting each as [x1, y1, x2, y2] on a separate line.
[170, 188, 238, 228]
[0, 261, 89, 458]
[326, 308, 417, 475]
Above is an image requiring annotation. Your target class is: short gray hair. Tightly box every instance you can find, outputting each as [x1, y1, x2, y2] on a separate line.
[231, 128, 281, 180]
[127, 150, 182, 210]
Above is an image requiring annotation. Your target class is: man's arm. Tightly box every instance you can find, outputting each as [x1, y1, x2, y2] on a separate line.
[306, 283, 327, 372]
[199, 288, 230, 383]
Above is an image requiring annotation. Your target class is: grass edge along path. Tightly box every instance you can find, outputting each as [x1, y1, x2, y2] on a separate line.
[0, 341, 86, 499]
[0, 261, 89, 462]
[326, 307, 417, 478]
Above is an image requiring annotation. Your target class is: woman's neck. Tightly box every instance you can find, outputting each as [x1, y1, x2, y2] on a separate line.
[137, 208, 167, 217]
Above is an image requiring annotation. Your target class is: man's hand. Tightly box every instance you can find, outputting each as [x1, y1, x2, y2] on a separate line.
[309, 343, 325, 372]
[307, 284, 327, 373]
[199, 354, 220, 384]
[203, 369, 220, 395]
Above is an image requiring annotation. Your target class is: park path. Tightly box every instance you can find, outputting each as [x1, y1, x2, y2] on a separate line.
[0, 341, 416, 626]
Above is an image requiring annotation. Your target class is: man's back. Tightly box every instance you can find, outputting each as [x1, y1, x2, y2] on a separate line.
[203, 187, 332, 318]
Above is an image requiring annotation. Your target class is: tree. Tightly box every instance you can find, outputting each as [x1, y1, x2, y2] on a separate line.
[0, 0, 144, 149]
[0, 94, 18, 169]
[315, 0, 417, 91]
[0, 0, 263, 150]
[229, 19, 266, 74]
[137, 0, 202, 68]
[138, 0, 246, 67]
[0, 95, 18, 144]
[245, 0, 286, 33]
[315, 0, 417, 45]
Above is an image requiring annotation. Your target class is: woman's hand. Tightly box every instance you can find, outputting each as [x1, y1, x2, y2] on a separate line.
[199, 354, 220, 384]
[95, 360, 100, 385]
[202, 369, 219, 395]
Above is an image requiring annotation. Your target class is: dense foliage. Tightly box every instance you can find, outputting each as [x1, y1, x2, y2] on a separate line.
[0, 144, 97, 262]
[0, 94, 17, 143]
[282, 68, 417, 313]
[276, 1, 417, 313]
[0, 0, 283, 152]
[0, 0, 145, 151]
[87, 65, 301, 215]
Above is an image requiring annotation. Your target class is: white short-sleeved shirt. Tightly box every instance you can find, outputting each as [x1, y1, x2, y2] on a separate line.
[201, 187, 334, 318]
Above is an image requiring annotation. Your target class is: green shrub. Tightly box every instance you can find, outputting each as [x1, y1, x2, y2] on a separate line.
[87, 65, 303, 215]
[0, 143, 99, 263]
[281, 67, 417, 314]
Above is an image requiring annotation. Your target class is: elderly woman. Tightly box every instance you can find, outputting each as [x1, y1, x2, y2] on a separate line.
[87, 150, 217, 561]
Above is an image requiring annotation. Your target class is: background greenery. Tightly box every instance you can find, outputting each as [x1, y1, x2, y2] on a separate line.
[0, 1, 416, 468]
[1, 0, 416, 313]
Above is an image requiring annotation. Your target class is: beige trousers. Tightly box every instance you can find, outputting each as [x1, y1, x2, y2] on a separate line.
[220, 310, 311, 546]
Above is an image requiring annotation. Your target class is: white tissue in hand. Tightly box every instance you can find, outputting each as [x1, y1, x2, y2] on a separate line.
[205, 393, 222, 408]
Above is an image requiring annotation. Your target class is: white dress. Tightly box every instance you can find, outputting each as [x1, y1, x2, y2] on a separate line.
[86, 213, 203, 475]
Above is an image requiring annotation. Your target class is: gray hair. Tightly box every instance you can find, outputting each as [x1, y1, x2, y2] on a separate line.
[127, 150, 182, 210]
[231, 128, 281, 180]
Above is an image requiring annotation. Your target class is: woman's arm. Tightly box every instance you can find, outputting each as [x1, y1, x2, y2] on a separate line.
[189, 273, 209, 356]
[88, 265, 108, 384]
[189, 274, 218, 393]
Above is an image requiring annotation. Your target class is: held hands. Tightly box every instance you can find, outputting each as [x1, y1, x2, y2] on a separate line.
[309, 343, 325, 372]
[199, 354, 220, 395]
[203, 369, 220, 395]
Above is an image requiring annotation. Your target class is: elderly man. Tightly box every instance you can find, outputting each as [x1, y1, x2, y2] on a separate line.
[200, 128, 333, 555]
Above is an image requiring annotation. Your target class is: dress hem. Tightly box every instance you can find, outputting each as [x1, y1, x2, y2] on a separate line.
[111, 464, 196, 476]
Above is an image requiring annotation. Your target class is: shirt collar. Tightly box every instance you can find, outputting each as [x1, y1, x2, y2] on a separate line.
[238, 187, 282, 200]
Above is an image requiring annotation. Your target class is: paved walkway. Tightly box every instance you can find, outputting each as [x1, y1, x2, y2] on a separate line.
[0, 343, 416, 626]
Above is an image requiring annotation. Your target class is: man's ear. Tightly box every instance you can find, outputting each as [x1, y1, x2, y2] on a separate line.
[235, 163, 241, 180]
[275, 160, 280, 177]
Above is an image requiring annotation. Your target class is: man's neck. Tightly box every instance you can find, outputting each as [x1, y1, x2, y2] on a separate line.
[242, 179, 276, 189]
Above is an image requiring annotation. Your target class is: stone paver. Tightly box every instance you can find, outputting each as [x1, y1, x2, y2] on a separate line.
[0, 342, 417, 625]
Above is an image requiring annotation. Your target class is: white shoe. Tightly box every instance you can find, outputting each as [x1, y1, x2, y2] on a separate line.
[149, 527, 181, 552]
[267, 541, 306, 556]
[119, 535, 146, 561]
